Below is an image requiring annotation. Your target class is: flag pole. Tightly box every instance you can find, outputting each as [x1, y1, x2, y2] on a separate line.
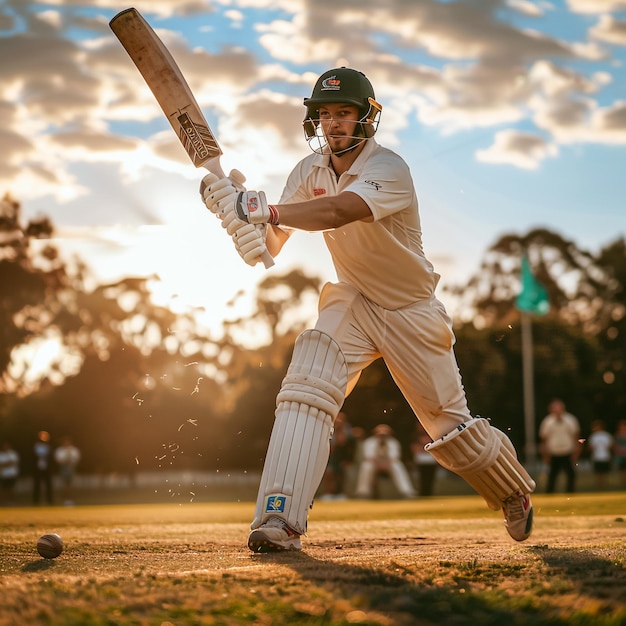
[520, 312, 537, 470]
[516, 254, 548, 473]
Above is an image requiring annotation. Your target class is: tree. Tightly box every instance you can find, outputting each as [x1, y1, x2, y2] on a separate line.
[448, 228, 626, 449]
[448, 228, 618, 334]
[0, 196, 227, 474]
[215, 268, 323, 470]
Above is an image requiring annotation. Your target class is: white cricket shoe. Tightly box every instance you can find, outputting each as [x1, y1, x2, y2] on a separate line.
[503, 492, 533, 541]
[248, 517, 302, 553]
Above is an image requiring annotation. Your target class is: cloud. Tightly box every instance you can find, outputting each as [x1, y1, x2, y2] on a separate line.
[505, 0, 553, 17]
[590, 15, 626, 45]
[534, 96, 626, 143]
[476, 129, 558, 169]
[567, 0, 626, 14]
[1, 0, 625, 218]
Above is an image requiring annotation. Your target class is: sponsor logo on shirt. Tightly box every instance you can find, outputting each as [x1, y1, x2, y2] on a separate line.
[313, 188, 326, 196]
[365, 180, 382, 191]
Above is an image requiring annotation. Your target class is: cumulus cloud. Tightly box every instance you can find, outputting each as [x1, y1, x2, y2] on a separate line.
[505, 0, 552, 17]
[476, 129, 558, 169]
[590, 15, 626, 45]
[567, 0, 626, 15]
[1, 0, 625, 210]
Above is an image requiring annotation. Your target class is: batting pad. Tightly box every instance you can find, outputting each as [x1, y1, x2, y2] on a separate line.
[426, 417, 536, 510]
[251, 329, 348, 534]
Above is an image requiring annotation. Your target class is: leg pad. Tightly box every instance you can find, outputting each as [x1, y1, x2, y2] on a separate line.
[251, 330, 348, 533]
[426, 417, 536, 510]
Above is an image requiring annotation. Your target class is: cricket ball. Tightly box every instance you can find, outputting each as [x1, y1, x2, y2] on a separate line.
[37, 533, 64, 559]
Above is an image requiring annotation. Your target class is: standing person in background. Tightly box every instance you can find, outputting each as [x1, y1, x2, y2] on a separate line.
[612, 419, 626, 489]
[587, 420, 613, 490]
[355, 424, 416, 499]
[411, 423, 438, 497]
[201, 66, 535, 552]
[0, 441, 20, 506]
[55, 436, 81, 506]
[539, 399, 581, 493]
[320, 412, 357, 500]
[33, 430, 53, 505]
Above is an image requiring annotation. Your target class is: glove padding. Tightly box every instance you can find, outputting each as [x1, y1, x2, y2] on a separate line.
[201, 173, 268, 266]
[235, 191, 279, 225]
[221, 210, 268, 266]
[234, 223, 268, 266]
[200, 170, 246, 216]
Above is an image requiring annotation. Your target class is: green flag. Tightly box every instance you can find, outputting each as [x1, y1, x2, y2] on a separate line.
[516, 256, 549, 315]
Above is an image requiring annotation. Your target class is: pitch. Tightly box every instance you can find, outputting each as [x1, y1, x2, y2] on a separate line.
[2, 494, 625, 625]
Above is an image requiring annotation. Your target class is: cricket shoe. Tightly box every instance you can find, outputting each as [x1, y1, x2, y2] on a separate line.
[248, 517, 302, 553]
[502, 492, 533, 541]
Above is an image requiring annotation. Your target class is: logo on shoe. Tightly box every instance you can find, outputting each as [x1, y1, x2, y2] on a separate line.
[265, 495, 286, 513]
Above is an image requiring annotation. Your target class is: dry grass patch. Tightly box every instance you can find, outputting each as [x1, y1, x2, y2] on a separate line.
[1, 494, 625, 625]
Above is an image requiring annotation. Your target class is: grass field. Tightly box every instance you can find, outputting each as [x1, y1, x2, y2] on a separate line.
[2, 493, 626, 625]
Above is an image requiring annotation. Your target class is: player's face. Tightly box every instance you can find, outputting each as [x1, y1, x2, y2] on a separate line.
[318, 103, 362, 154]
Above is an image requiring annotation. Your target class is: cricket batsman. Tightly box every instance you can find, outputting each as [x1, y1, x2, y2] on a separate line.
[201, 67, 535, 552]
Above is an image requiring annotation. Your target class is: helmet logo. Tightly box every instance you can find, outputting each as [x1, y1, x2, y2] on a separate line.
[321, 76, 341, 91]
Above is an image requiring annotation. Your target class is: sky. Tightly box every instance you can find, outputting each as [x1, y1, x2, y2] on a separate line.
[2, 0, 626, 330]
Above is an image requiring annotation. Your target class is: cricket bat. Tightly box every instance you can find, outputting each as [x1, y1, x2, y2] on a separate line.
[109, 7, 274, 268]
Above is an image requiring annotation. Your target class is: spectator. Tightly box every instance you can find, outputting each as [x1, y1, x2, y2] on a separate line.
[539, 399, 581, 493]
[0, 441, 20, 506]
[54, 436, 81, 506]
[613, 419, 626, 489]
[33, 430, 53, 505]
[587, 420, 614, 490]
[320, 412, 357, 500]
[410, 423, 438, 497]
[355, 424, 416, 499]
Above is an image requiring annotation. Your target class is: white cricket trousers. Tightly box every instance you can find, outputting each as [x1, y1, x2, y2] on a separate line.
[314, 282, 472, 440]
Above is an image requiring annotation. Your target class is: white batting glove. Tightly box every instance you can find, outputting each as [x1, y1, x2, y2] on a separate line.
[233, 224, 268, 266]
[200, 169, 246, 216]
[235, 191, 280, 225]
[221, 210, 268, 266]
[200, 171, 267, 265]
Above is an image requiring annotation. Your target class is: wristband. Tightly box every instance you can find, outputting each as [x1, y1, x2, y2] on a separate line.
[268, 204, 280, 225]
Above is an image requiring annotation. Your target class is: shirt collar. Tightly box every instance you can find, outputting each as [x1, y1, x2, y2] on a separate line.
[312, 138, 379, 174]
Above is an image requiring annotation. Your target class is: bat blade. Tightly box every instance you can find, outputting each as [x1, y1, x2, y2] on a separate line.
[110, 8, 274, 268]
[110, 7, 224, 175]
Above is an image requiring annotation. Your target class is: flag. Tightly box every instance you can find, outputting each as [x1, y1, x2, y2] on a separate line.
[516, 255, 549, 315]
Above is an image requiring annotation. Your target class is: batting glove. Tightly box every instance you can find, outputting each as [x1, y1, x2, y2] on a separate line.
[200, 169, 246, 216]
[233, 223, 268, 266]
[221, 205, 268, 266]
[235, 191, 280, 225]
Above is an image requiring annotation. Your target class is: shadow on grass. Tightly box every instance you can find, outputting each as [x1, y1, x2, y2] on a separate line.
[249, 549, 626, 626]
[22, 559, 59, 572]
[529, 545, 626, 602]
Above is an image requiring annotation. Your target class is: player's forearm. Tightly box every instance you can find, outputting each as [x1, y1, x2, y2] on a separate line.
[266, 225, 290, 257]
[276, 192, 371, 231]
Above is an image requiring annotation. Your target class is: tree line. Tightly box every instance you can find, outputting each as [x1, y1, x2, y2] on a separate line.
[1, 193, 624, 475]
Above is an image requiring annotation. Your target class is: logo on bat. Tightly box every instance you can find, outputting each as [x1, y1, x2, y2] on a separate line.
[178, 113, 210, 161]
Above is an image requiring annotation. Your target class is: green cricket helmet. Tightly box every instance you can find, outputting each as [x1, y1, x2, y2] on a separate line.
[303, 67, 382, 147]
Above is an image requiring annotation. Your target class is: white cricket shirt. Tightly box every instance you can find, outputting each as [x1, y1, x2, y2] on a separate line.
[279, 139, 440, 310]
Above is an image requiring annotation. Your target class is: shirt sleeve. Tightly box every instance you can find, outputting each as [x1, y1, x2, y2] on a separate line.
[279, 158, 315, 204]
[343, 150, 415, 221]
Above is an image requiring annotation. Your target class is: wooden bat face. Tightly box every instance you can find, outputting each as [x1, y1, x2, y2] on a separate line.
[110, 8, 275, 268]
[109, 8, 224, 175]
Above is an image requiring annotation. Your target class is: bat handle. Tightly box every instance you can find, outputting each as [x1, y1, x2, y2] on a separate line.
[261, 249, 275, 269]
[201, 161, 275, 269]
